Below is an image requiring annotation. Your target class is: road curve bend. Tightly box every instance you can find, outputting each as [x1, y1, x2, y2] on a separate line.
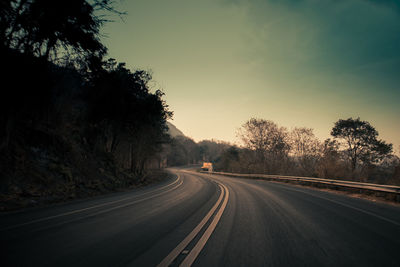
[1, 169, 400, 266]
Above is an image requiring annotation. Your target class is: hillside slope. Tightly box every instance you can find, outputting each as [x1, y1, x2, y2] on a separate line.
[167, 122, 185, 138]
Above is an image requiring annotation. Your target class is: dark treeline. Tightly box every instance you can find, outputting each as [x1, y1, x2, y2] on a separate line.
[169, 118, 399, 185]
[164, 136, 231, 167]
[0, 0, 171, 208]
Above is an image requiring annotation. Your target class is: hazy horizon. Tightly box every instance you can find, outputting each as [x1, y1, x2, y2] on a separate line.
[101, 0, 400, 153]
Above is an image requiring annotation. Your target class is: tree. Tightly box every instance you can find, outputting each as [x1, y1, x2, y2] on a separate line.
[331, 117, 392, 172]
[238, 118, 290, 173]
[87, 59, 172, 175]
[239, 119, 289, 153]
[289, 127, 320, 175]
[0, 0, 118, 149]
[166, 136, 198, 166]
[215, 146, 240, 172]
[198, 139, 230, 162]
[0, 0, 121, 60]
[316, 138, 343, 178]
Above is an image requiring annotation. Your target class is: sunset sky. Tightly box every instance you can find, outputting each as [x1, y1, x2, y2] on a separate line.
[101, 0, 400, 152]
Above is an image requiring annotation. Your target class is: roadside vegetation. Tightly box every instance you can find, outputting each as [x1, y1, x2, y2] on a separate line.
[167, 118, 399, 185]
[0, 0, 171, 210]
[1, 0, 398, 211]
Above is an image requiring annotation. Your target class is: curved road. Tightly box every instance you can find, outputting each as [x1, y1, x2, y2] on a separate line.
[1, 169, 400, 266]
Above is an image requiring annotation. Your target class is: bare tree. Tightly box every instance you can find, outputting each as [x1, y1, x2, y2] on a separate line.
[316, 138, 344, 179]
[289, 127, 320, 176]
[238, 118, 290, 173]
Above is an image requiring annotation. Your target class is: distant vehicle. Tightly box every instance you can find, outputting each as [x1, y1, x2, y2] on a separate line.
[201, 162, 213, 172]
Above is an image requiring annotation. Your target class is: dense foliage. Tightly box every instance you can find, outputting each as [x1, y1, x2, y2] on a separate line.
[331, 118, 392, 172]
[0, 0, 171, 209]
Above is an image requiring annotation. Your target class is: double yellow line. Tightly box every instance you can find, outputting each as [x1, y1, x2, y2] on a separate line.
[158, 180, 229, 267]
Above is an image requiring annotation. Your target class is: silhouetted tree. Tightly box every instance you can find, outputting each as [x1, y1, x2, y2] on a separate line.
[0, 0, 118, 149]
[0, 0, 179, 207]
[127, 90, 171, 175]
[331, 117, 392, 173]
[87, 59, 171, 175]
[0, 0, 119, 60]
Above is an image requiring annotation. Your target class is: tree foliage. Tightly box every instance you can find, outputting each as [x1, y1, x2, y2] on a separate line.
[86, 58, 172, 175]
[239, 119, 289, 154]
[212, 117, 395, 184]
[0, 0, 173, 191]
[331, 117, 392, 172]
[238, 118, 290, 173]
[0, 0, 123, 61]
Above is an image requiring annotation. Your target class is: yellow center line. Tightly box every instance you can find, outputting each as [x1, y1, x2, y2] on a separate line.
[180, 182, 229, 267]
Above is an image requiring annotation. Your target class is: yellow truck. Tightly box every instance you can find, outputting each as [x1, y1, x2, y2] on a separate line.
[201, 162, 213, 172]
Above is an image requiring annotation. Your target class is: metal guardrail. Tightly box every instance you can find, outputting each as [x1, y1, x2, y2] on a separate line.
[205, 171, 400, 196]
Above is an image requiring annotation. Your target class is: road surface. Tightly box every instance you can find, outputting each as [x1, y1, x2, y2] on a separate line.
[1, 169, 400, 266]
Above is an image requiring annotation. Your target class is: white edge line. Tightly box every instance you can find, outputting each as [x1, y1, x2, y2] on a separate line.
[260, 182, 400, 227]
[30, 178, 184, 232]
[307, 192, 400, 227]
[208, 170, 400, 227]
[1, 174, 181, 231]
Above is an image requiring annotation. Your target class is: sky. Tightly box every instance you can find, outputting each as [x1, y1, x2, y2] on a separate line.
[101, 0, 400, 153]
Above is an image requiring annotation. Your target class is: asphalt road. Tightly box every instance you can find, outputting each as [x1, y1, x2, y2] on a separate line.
[1, 169, 400, 266]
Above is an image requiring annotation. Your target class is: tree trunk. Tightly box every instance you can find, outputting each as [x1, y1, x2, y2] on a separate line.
[110, 131, 119, 154]
[1, 116, 13, 150]
[130, 143, 135, 173]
